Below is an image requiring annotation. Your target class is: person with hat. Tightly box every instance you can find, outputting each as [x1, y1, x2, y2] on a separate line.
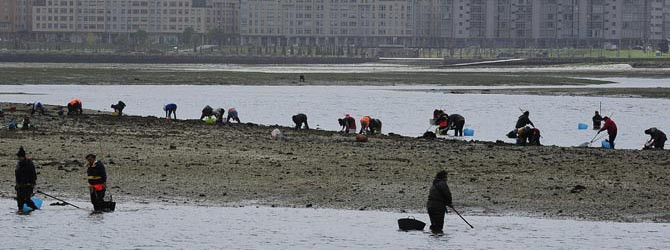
[426, 170, 452, 235]
[15, 146, 38, 213]
[164, 103, 177, 120]
[597, 117, 618, 149]
[86, 154, 107, 211]
[359, 116, 371, 134]
[342, 114, 356, 134]
[227, 107, 241, 123]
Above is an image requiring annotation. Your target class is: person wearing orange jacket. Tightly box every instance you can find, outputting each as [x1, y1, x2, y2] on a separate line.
[67, 99, 83, 115]
[359, 116, 371, 134]
[598, 117, 618, 149]
[86, 154, 107, 211]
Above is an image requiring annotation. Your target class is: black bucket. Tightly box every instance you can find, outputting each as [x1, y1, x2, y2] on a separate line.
[398, 217, 426, 231]
[101, 195, 116, 212]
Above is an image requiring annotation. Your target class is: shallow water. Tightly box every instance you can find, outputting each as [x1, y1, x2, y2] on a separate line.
[1, 82, 669, 149]
[1, 199, 668, 249]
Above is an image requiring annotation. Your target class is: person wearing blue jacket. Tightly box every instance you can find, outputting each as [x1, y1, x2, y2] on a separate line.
[164, 103, 177, 119]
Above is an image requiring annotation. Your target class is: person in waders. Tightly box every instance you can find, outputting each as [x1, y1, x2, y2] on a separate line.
[86, 154, 107, 212]
[598, 117, 617, 149]
[426, 170, 452, 235]
[15, 147, 38, 213]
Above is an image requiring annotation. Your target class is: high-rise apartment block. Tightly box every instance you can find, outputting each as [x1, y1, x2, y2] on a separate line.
[0, 0, 669, 47]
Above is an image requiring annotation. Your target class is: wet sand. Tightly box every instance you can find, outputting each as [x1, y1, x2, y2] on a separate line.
[1, 103, 669, 222]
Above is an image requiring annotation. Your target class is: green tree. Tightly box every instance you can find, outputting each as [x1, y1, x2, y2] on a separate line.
[207, 27, 225, 45]
[181, 27, 195, 46]
[132, 29, 149, 50]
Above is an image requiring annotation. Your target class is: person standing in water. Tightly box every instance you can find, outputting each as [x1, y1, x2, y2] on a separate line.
[426, 170, 452, 235]
[86, 154, 107, 211]
[15, 147, 38, 213]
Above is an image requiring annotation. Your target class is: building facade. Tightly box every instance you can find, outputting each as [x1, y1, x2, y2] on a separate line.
[1, 0, 669, 48]
[31, 0, 238, 44]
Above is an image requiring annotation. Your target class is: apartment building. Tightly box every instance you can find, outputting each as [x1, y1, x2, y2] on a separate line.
[31, 0, 238, 44]
[0, 0, 32, 35]
[240, 0, 414, 47]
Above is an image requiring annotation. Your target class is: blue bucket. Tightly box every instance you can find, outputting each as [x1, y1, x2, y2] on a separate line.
[601, 140, 611, 149]
[22, 197, 42, 212]
[578, 123, 588, 130]
[464, 128, 475, 137]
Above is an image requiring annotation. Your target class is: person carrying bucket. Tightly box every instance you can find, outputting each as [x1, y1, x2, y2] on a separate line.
[448, 114, 466, 137]
[15, 147, 38, 213]
[164, 103, 177, 120]
[227, 107, 241, 123]
[597, 117, 617, 149]
[426, 170, 452, 235]
[644, 128, 667, 150]
[592, 111, 603, 130]
[86, 154, 107, 212]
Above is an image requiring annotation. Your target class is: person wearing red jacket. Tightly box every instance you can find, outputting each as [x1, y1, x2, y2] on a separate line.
[598, 117, 618, 149]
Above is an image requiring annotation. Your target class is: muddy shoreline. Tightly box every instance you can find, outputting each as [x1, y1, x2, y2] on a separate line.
[1, 103, 669, 222]
[419, 87, 670, 99]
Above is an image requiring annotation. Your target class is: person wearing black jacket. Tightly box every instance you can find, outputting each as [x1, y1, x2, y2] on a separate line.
[448, 114, 466, 136]
[111, 101, 126, 116]
[592, 111, 603, 130]
[292, 113, 309, 130]
[15, 147, 38, 212]
[86, 154, 107, 211]
[644, 128, 667, 149]
[426, 170, 452, 234]
[515, 111, 534, 129]
[200, 105, 214, 120]
[369, 118, 382, 135]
